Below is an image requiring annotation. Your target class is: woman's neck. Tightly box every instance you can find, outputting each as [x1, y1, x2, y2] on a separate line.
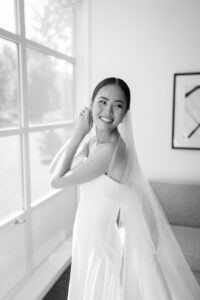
[95, 128, 119, 144]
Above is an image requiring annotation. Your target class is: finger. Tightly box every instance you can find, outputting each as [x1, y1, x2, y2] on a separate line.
[80, 111, 84, 116]
[80, 106, 89, 116]
[80, 110, 86, 116]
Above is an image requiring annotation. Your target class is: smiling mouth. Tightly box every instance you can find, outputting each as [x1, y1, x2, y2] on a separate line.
[99, 116, 113, 123]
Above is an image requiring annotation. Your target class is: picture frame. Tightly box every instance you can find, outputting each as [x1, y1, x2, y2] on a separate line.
[172, 72, 200, 150]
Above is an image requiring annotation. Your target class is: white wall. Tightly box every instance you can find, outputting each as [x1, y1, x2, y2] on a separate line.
[89, 0, 200, 182]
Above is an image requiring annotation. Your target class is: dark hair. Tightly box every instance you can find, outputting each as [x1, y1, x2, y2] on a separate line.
[91, 77, 131, 111]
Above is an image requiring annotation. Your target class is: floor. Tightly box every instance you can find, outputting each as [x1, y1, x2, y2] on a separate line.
[43, 265, 71, 300]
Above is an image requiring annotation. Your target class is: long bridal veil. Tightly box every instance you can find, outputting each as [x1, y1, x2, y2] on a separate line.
[118, 111, 200, 300]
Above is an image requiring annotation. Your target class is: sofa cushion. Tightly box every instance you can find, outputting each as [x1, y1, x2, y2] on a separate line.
[171, 225, 200, 273]
[150, 181, 200, 227]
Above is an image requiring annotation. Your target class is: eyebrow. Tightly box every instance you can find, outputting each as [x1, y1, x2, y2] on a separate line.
[115, 100, 125, 105]
[97, 96, 108, 100]
[97, 96, 125, 105]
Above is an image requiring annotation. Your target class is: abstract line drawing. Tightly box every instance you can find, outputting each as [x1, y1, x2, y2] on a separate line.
[172, 72, 200, 150]
[185, 85, 200, 139]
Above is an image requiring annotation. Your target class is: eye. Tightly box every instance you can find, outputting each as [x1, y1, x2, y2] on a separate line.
[117, 104, 123, 109]
[114, 103, 124, 109]
[98, 99, 107, 105]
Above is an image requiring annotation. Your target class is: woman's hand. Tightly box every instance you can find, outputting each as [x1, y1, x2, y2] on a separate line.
[73, 106, 93, 139]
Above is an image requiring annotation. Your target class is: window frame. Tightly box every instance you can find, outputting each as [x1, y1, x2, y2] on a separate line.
[0, 0, 76, 229]
[0, 0, 90, 298]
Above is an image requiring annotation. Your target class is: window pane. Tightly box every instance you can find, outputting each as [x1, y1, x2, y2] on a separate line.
[0, 39, 20, 129]
[25, 0, 73, 55]
[27, 49, 73, 125]
[29, 128, 72, 204]
[0, 0, 16, 33]
[0, 136, 23, 222]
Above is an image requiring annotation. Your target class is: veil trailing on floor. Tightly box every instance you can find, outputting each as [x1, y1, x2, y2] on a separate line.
[117, 111, 200, 300]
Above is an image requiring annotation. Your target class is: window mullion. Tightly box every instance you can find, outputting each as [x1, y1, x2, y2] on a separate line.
[29, 122, 74, 133]
[73, 6, 78, 121]
[0, 128, 22, 137]
[26, 39, 75, 64]
[17, 0, 33, 275]
[0, 27, 22, 43]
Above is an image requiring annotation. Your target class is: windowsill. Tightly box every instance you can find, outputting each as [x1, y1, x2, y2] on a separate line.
[12, 235, 72, 300]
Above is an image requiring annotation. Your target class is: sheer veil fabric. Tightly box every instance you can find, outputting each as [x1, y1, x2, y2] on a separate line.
[117, 111, 200, 299]
[59, 108, 200, 299]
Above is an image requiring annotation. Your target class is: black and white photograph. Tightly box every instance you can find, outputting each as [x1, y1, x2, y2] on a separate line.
[0, 1, 200, 300]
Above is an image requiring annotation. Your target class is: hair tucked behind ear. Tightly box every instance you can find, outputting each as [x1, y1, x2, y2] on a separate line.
[91, 77, 131, 112]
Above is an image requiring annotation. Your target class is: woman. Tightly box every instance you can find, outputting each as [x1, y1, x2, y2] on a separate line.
[50, 78, 200, 300]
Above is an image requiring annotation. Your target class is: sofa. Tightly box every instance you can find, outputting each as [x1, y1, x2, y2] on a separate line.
[150, 181, 200, 285]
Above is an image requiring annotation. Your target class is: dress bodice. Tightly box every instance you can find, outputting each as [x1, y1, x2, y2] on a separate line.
[73, 175, 125, 254]
[81, 174, 124, 205]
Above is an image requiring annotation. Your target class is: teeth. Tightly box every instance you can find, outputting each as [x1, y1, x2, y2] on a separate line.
[100, 116, 113, 123]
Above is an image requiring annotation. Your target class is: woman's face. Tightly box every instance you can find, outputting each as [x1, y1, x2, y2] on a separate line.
[91, 84, 127, 132]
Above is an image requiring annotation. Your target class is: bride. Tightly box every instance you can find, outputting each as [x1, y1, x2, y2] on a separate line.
[49, 78, 200, 299]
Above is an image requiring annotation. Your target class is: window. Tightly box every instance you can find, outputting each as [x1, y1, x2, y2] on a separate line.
[0, 0, 75, 221]
[0, 0, 78, 298]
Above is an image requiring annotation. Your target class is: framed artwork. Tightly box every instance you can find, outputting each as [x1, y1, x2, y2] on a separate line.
[172, 72, 200, 150]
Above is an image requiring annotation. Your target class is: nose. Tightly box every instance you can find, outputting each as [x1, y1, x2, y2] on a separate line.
[104, 103, 113, 116]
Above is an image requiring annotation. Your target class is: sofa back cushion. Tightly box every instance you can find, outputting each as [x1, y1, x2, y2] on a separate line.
[150, 181, 200, 227]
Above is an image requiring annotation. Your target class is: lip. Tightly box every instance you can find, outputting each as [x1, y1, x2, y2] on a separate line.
[99, 116, 113, 123]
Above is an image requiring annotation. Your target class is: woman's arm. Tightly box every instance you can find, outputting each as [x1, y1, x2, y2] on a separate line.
[50, 106, 92, 184]
[50, 142, 116, 189]
[50, 134, 84, 176]
[49, 135, 90, 174]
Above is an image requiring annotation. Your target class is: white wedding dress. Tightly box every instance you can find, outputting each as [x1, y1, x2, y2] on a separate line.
[67, 174, 124, 300]
[67, 112, 200, 300]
